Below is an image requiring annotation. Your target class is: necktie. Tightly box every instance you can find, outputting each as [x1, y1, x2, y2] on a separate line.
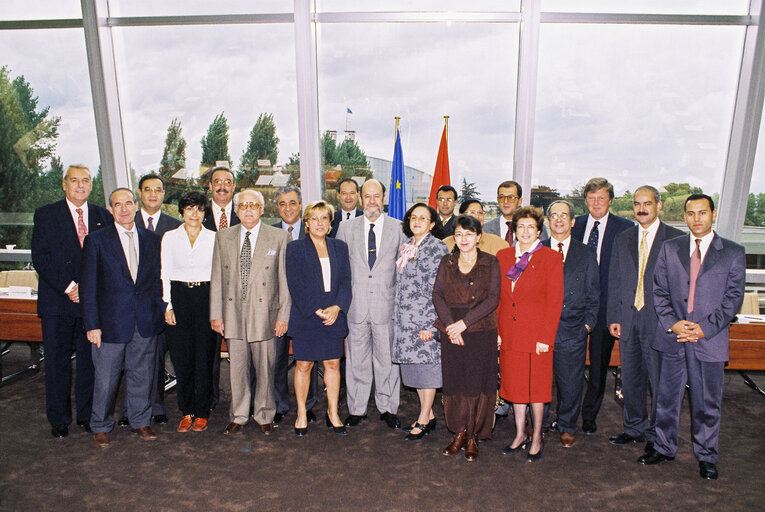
[219, 209, 228, 230]
[634, 230, 649, 311]
[346, 212, 351, 220]
[505, 221, 514, 245]
[76, 208, 87, 247]
[688, 238, 702, 313]
[587, 220, 600, 253]
[240, 231, 252, 301]
[147, 216, 155, 232]
[125, 231, 138, 282]
[288, 225, 294, 239]
[557, 242, 564, 261]
[368, 223, 376, 269]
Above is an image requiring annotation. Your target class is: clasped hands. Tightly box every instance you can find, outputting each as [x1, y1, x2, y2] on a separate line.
[315, 305, 341, 326]
[445, 320, 467, 346]
[671, 320, 705, 343]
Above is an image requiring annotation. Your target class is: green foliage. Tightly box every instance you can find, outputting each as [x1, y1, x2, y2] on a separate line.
[158, 118, 187, 204]
[746, 193, 765, 227]
[241, 112, 279, 168]
[200, 112, 231, 166]
[458, 178, 480, 202]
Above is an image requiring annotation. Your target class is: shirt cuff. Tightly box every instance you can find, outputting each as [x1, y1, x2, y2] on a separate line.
[64, 281, 76, 294]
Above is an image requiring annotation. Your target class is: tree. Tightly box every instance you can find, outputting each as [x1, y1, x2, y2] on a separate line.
[158, 118, 187, 203]
[334, 138, 368, 167]
[200, 112, 231, 167]
[458, 178, 480, 202]
[241, 112, 279, 168]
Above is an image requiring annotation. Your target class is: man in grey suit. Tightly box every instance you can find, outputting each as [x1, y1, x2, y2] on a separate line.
[543, 200, 599, 448]
[337, 179, 406, 428]
[485, 180, 549, 244]
[210, 189, 291, 436]
[640, 194, 745, 480]
[607, 186, 684, 453]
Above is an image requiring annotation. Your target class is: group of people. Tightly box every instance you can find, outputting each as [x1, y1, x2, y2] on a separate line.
[33, 166, 745, 480]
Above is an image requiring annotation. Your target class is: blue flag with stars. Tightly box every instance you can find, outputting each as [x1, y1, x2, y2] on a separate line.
[388, 129, 406, 220]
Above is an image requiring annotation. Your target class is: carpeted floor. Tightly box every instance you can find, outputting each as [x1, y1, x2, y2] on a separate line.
[1, 343, 764, 511]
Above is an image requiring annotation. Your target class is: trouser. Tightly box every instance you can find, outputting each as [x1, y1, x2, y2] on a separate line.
[345, 320, 400, 415]
[581, 322, 615, 425]
[228, 337, 276, 425]
[620, 308, 659, 441]
[550, 333, 588, 434]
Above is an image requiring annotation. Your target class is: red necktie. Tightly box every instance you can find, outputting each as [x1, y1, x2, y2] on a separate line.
[558, 242, 564, 260]
[219, 209, 228, 230]
[147, 216, 155, 232]
[76, 208, 87, 247]
[687, 238, 702, 313]
[505, 221, 514, 245]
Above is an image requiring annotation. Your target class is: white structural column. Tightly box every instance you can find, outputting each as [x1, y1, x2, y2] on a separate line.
[717, 0, 765, 241]
[294, 0, 322, 204]
[81, 0, 130, 198]
[513, 0, 541, 206]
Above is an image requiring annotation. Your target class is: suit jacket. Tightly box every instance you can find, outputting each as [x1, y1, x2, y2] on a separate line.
[485, 216, 550, 243]
[652, 233, 745, 362]
[203, 205, 240, 231]
[80, 224, 164, 343]
[285, 236, 352, 340]
[543, 238, 599, 342]
[272, 219, 307, 240]
[439, 215, 456, 239]
[329, 208, 363, 238]
[572, 212, 633, 324]
[32, 199, 111, 318]
[336, 214, 406, 324]
[209, 223, 291, 342]
[135, 210, 182, 237]
[607, 221, 685, 341]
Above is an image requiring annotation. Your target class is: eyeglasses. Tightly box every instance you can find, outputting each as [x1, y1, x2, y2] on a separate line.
[453, 231, 477, 239]
[410, 215, 432, 223]
[549, 213, 570, 220]
[238, 202, 261, 211]
[309, 216, 329, 224]
[183, 206, 205, 214]
[497, 194, 519, 202]
[213, 178, 233, 186]
[437, 197, 454, 203]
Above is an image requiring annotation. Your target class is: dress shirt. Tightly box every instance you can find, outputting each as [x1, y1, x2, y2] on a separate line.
[114, 222, 139, 268]
[583, 212, 610, 263]
[281, 219, 302, 240]
[439, 214, 453, 226]
[341, 209, 359, 221]
[690, 231, 715, 262]
[64, 199, 89, 293]
[161, 225, 216, 308]
[211, 202, 233, 229]
[499, 216, 512, 241]
[140, 209, 161, 231]
[363, 214, 385, 253]
[638, 218, 661, 254]
[239, 222, 262, 258]
[550, 236, 571, 262]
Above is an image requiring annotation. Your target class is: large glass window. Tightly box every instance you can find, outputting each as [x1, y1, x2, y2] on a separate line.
[107, 0, 292, 17]
[541, 1, 749, 15]
[2, 0, 82, 20]
[745, 104, 765, 270]
[317, 1, 519, 12]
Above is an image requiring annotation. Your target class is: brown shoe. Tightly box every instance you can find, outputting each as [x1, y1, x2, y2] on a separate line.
[192, 417, 208, 432]
[178, 415, 193, 433]
[465, 437, 479, 462]
[442, 431, 467, 456]
[131, 426, 157, 440]
[93, 432, 110, 448]
[223, 422, 243, 435]
[560, 432, 575, 448]
[260, 423, 274, 435]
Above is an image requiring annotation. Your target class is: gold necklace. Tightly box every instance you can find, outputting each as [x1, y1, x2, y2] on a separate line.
[459, 253, 477, 264]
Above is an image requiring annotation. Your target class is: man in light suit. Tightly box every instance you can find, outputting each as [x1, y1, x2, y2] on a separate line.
[543, 200, 599, 448]
[329, 178, 363, 238]
[485, 180, 549, 244]
[271, 185, 318, 425]
[32, 164, 111, 439]
[80, 188, 165, 447]
[640, 194, 745, 480]
[337, 179, 407, 428]
[607, 186, 684, 452]
[572, 177, 633, 434]
[210, 189, 291, 436]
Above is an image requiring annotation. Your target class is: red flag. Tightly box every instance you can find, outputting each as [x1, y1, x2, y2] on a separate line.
[428, 125, 450, 208]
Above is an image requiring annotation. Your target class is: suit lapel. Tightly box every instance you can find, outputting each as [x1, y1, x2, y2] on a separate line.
[58, 200, 81, 247]
[354, 217, 368, 264]
[87, 202, 106, 233]
[251, 224, 270, 270]
[698, 234, 722, 278]
[135, 227, 152, 283]
[106, 226, 132, 281]
[677, 234, 691, 276]
[627, 227, 639, 268]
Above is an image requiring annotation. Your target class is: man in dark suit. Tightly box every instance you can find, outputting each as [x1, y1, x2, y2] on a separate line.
[607, 186, 684, 452]
[435, 185, 458, 239]
[31, 164, 111, 439]
[641, 194, 745, 480]
[329, 178, 363, 238]
[571, 177, 633, 434]
[201, 166, 240, 409]
[484, 180, 549, 245]
[271, 185, 318, 425]
[543, 200, 599, 447]
[80, 188, 165, 447]
[116, 174, 181, 427]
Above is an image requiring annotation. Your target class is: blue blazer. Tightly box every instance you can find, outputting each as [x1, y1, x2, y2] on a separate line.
[329, 208, 363, 238]
[572, 212, 633, 324]
[285, 236, 352, 340]
[80, 224, 164, 343]
[32, 199, 111, 317]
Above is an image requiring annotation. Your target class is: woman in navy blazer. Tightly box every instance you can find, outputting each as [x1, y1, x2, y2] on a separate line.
[286, 201, 352, 436]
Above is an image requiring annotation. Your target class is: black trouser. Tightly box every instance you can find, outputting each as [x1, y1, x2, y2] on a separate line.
[165, 282, 217, 418]
[580, 322, 616, 426]
[620, 307, 659, 441]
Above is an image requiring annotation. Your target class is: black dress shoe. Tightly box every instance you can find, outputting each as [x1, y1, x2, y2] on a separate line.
[77, 420, 92, 433]
[404, 422, 431, 441]
[699, 461, 719, 480]
[582, 421, 597, 435]
[51, 425, 69, 439]
[307, 410, 317, 423]
[273, 412, 284, 425]
[549, 420, 559, 432]
[294, 426, 308, 437]
[344, 414, 367, 427]
[527, 441, 545, 462]
[644, 441, 654, 454]
[152, 414, 168, 425]
[118, 416, 129, 427]
[638, 448, 675, 465]
[380, 412, 401, 429]
[609, 432, 646, 445]
[502, 436, 530, 455]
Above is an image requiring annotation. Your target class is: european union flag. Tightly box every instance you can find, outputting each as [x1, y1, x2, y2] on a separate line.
[388, 129, 406, 220]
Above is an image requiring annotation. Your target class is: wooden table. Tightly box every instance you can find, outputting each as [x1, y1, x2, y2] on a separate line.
[0, 297, 42, 385]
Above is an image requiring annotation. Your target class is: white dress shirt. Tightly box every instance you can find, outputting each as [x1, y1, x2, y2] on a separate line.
[65, 199, 89, 293]
[211, 202, 233, 229]
[161, 225, 216, 308]
[140, 209, 161, 231]
[638, 218, 661, 255]
[363, 214, 385, 253]
[114, 221, 139, 268]
[341, 209, 359, 221]
[499, 216, 513, 241]
[690, 231, 715, 263]
[280, 219, 302, 240]
[551, 235, 571, 262]
[583, 212, 610, 264]
[240, 222, 262, 258]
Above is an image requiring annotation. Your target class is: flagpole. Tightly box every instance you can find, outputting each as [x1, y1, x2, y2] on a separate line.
[444, 115, 449, 143]
[394, 116, 400, 139]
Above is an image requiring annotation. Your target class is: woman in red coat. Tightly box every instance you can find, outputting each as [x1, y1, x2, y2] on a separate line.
[497, 206, 563, 462]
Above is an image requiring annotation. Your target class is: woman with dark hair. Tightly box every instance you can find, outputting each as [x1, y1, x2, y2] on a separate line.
[286, 201, 352, 436]
[162, 191, 218, 432]
[497, 206, 563, 461]
[392, 203, 449, 441]
[432, 215, 501, 461]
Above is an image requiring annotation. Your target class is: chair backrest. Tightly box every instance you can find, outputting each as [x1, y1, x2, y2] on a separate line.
[0, 270, 39, 291]
[739, 291, 761, 315]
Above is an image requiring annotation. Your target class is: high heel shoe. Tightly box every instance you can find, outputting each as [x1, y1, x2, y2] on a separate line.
[502, 436, 531, 455]
[404, 422, 430, 441]
[527, 440, 545, 462]
[404, 417, 436, 434]
[294, 426, 308, 436]
[325, 413, 348, 435]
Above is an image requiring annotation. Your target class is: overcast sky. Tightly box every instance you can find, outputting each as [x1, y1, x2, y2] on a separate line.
[2, 0, 763, 201]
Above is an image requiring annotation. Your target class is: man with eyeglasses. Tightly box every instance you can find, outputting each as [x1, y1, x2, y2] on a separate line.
[442, 199, 509, 255]
[435, 185, 458, 239]
[485, 180, 549, 244]
[210, 189, 291, 437]
[571, 177, 633, 435]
